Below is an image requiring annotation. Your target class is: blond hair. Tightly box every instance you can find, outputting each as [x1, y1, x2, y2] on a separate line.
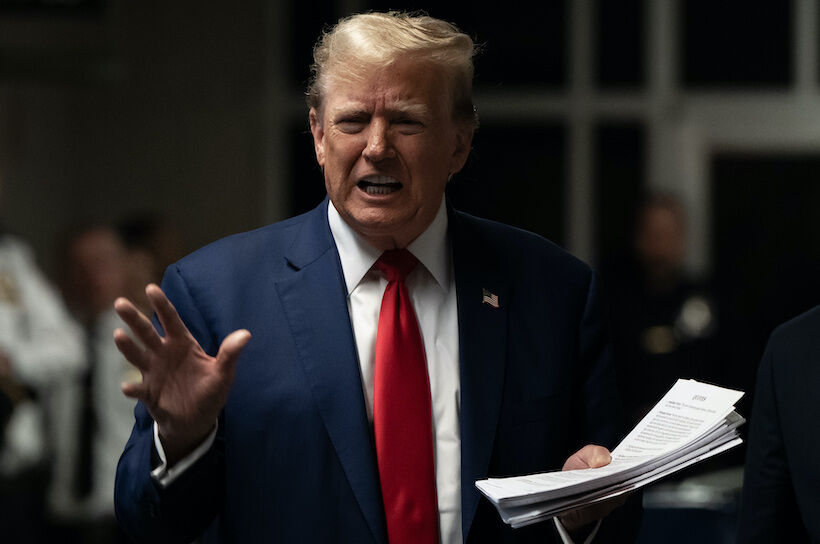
[307, 11, 478, 127]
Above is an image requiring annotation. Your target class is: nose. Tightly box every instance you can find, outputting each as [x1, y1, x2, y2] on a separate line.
[362, 119, 395, 162]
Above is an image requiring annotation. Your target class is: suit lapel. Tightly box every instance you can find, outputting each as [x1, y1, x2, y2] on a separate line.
[275, 202, 386, 544]
[450, 209, 509, 540]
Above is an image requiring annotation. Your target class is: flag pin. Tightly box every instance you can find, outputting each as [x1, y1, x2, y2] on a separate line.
[482, 288, 499, 308]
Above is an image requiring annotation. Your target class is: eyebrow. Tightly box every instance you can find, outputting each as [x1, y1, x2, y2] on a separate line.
[330, 101, 431, 119]
[391, 101, 430, 117]
[331, 108, 369, 119]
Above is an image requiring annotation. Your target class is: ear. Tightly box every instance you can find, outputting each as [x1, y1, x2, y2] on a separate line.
[309, 108, 325, 167]
[448, 124, 474, 175]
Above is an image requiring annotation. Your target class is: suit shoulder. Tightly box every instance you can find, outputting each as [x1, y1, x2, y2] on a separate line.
[769, 305, 820, 345]
[172, 207, 315, 278]
[452, 209, 592, 281]
[760, 305, 820, 388]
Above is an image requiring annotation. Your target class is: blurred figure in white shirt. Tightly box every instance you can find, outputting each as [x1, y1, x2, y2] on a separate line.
[0, 177, 85, 544]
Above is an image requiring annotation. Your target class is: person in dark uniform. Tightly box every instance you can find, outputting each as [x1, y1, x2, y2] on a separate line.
[607, 194, 719, 428]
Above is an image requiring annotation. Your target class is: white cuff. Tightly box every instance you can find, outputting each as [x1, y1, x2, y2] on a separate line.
[150, 421, 217, 488]
[554, 517, 602, 544]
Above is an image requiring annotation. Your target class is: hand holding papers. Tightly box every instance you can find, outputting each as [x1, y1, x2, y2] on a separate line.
[475, 379, 745, 528]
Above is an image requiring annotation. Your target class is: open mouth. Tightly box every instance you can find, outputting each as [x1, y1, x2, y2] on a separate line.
[358, 175, 403, 195]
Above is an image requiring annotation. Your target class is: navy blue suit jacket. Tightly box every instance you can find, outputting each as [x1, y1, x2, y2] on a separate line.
[115, 200, 631, 543]
[737, 306, 820, 542]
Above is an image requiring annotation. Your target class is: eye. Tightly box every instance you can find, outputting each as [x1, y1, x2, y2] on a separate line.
[394, 117, 424, 133]
[334, 116, 367, 134]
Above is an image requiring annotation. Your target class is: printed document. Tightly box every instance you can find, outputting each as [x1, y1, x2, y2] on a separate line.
[475, 379, 745, 528]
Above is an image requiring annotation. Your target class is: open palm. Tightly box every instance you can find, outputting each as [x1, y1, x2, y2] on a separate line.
[114, 284, 251, 464]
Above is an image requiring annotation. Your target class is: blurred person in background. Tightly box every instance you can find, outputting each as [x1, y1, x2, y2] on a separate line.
[607, 193, 719, 428]
[603, 193, 748, 544]
[49, 224, 136, 543]
[0, 177, 85, 543]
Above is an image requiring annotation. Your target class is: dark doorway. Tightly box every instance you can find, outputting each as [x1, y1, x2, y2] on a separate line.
[712, 153, 820, 417]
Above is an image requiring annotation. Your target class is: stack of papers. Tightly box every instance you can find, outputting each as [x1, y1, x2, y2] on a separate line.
[475, 379, 745, 528]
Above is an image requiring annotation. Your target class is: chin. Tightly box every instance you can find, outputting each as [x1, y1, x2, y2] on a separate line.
[356, 221, 402, 239]
[350, 209, 401, 229]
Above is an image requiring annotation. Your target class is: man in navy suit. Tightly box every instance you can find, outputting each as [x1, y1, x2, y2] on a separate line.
[737, 306, 820, 542]
[113, 11, 636, 543]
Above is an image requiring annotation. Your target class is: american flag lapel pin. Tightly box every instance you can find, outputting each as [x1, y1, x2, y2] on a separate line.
[482, 288, 499, 309]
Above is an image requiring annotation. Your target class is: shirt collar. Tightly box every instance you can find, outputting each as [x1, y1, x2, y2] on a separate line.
[327, 198, 451, 295]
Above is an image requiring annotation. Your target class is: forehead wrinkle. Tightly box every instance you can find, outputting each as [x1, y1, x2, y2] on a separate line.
[323, 61, 445, 114]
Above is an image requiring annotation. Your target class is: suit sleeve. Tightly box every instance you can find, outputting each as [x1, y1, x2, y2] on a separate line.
[574, 270, 643, 543]
[114, 264, 226, 544]
[736, 338, 806, 542]
[573, 270, 622, 450]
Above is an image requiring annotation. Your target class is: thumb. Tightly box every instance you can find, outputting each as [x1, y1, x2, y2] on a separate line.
[562, 444, 612, 471]
[216, 329, 252, 373]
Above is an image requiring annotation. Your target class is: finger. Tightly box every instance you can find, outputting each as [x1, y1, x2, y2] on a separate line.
[113, 328, 150, 371]
[562, 444, 611, 471]
[114, 297, 162, 351]
[146, 284, 189, 338]
[215, 329, 252, 375]
[121, 380, 149, 401]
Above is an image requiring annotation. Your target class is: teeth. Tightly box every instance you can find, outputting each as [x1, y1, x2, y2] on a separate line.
[359, 175, 401, 195]
[361, 175, 398, 185]
[365, 184, 397, 195]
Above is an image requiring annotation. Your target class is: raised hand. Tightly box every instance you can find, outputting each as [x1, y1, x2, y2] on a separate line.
[558, 445, 629, 533]
[114, 284, 251, 465]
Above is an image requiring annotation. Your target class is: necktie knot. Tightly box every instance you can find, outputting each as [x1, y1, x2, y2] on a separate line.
[375, 249, 418, 283]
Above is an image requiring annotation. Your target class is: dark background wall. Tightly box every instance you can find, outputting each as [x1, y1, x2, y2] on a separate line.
[0, 1, 272, 272]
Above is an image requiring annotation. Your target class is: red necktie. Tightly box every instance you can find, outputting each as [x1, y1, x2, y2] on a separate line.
[373, 249, 438, 544]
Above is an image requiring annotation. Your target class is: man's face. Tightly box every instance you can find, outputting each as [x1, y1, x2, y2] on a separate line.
[67, 229, 127, 315]
[309, 59, 472, 249]
[636, 205, 686, 277]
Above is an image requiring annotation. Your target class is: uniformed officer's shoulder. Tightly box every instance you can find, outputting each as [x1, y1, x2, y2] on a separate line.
[451, 209, 592, 280]
[0, 233, 36, 262]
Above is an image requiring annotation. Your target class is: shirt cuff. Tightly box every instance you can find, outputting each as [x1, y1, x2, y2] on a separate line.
[554, 517, 602, 544]
[150, 421, 217, 488]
